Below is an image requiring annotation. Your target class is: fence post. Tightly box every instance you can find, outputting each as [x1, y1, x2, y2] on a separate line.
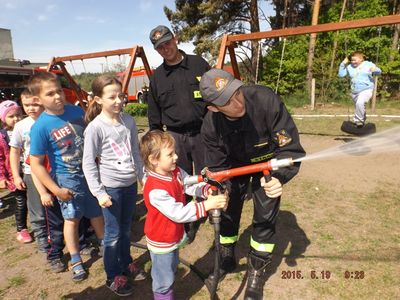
[311, 78, 316, 110]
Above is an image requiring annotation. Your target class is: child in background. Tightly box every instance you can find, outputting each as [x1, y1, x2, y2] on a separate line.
[9, 90, 49, 252]
[82, 75, 146, 297]
[28, 72, 104, 282]
[139, 130, 228, 300]
[338, 51, 382, 127]
[0, 100, 32, 243]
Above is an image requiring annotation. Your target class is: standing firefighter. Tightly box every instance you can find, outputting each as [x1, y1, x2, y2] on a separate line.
[199, 69, 305, 299]
[147, 25, 211, 242]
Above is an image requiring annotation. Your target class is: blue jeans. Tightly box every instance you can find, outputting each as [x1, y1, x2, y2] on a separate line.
[150, 249, 180, 294]
[103, 183, 137, 280]
[55, 173, 102, 220]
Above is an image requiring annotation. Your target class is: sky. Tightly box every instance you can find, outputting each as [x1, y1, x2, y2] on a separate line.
[1, 0, 273, 74]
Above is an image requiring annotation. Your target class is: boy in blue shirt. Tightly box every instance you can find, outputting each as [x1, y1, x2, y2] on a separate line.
[338, 51, 381, 127]
[28, 72, 104, 282]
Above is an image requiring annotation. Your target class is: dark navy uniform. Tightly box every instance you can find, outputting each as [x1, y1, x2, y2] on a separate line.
[201, 85, 305, 251]
[148, 50, 210, 175]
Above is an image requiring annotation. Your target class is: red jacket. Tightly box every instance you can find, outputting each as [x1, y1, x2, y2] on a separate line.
[0, 130, 16, 191]
[143, 167, 208, 253]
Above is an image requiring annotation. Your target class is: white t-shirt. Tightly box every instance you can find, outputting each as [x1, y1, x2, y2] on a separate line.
[9, 116, 35, 174]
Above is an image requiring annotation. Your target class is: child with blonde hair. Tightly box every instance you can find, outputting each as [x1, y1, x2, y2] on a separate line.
[139, 130, 228, 300]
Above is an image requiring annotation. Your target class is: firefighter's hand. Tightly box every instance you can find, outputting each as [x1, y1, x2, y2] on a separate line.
[56, 187, 74, 201]
[14, 176, 26, 190]
[261, 176, 282, 198]
[98, 193, 112, 208]
[41, 193, 54, 207]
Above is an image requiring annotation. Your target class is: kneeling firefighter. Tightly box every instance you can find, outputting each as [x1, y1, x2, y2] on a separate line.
[199, 69, 305, 299]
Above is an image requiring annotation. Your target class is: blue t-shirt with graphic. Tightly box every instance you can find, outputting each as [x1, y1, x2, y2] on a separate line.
[30, 105, 85, 176]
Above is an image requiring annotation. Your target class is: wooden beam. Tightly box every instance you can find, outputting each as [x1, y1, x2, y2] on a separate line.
[121, 47, 138, 94]
[228, 15, 400, 42]
[216, 35, 230, 69]
[228, 46, 240, 79]
[52, 48, 134, 63]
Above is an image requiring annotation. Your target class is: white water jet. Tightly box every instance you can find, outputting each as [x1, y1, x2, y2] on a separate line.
[294, 126, 400, 163]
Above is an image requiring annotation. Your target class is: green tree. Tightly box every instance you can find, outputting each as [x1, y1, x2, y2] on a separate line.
[164, 0, 264, 81]
[260, 0, 399, 103]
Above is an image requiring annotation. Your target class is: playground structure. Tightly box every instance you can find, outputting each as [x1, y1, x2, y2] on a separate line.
[216, 15, 400, 79]
[46, 46, 153, 109]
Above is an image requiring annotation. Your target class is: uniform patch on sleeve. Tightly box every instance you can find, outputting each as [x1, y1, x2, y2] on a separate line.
[274, 129, 292, 147]
[193, 90, 202, 99]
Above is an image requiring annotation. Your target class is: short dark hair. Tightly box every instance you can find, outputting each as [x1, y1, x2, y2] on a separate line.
[28, 72, 59, 96]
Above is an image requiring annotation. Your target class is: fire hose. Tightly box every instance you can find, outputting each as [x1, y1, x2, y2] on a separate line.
[184, 158, 294, 299]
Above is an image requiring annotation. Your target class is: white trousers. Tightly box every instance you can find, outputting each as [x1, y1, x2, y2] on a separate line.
[351, 88, 373, 123]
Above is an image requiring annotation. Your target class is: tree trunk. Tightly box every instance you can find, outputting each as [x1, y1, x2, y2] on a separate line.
[389, 0, 400, 62]
[329, 0, 347, 77]
[250, 0, 261, 82]
[306, 0, 321, 93]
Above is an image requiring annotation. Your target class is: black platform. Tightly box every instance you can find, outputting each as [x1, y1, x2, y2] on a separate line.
[341, 120, 376, 136]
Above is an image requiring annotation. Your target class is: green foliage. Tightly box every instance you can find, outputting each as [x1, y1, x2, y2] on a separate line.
[281, 90, 310, 108]
[258, 0, 399, 101]
[124, 103, 148, 117]
[72, 73, 101, 91]
[165, 0, 262, 69]
[259, 35, 309, 95]
[166, 0, 399, 101]
[72, 71, 119, 91]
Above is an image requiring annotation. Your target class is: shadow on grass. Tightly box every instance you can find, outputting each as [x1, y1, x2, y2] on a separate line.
[174, 209, 310, 299]
[62, 281, 153, 300]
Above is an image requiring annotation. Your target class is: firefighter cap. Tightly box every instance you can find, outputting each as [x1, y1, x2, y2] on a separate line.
[150, 25, 174, 49]
[200, 69, 244, 106]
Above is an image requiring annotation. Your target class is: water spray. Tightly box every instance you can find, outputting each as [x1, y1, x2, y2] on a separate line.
[294, 126, 400, 163]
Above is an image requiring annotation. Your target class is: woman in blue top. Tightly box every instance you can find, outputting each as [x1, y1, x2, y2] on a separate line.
[338, 51, 381, 127]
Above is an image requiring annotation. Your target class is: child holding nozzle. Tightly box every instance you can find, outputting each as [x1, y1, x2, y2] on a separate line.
[139, 130, 228, 300]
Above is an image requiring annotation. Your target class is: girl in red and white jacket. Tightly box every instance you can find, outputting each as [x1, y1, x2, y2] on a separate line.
[140, 130, 228, 300]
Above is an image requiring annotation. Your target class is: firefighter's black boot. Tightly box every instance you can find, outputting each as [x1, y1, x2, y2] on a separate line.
[206, 243, 236, 284]
[244, 251, 271, 300]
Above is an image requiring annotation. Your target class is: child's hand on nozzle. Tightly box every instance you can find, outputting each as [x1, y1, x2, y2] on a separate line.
[98, 193, 112, 208]
[260, 176, 282, 199]
[204, 191, 229, 212]
[342, 57, 349, 65]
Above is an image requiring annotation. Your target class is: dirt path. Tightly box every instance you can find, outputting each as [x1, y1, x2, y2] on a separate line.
[0, 130, 399, 299]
